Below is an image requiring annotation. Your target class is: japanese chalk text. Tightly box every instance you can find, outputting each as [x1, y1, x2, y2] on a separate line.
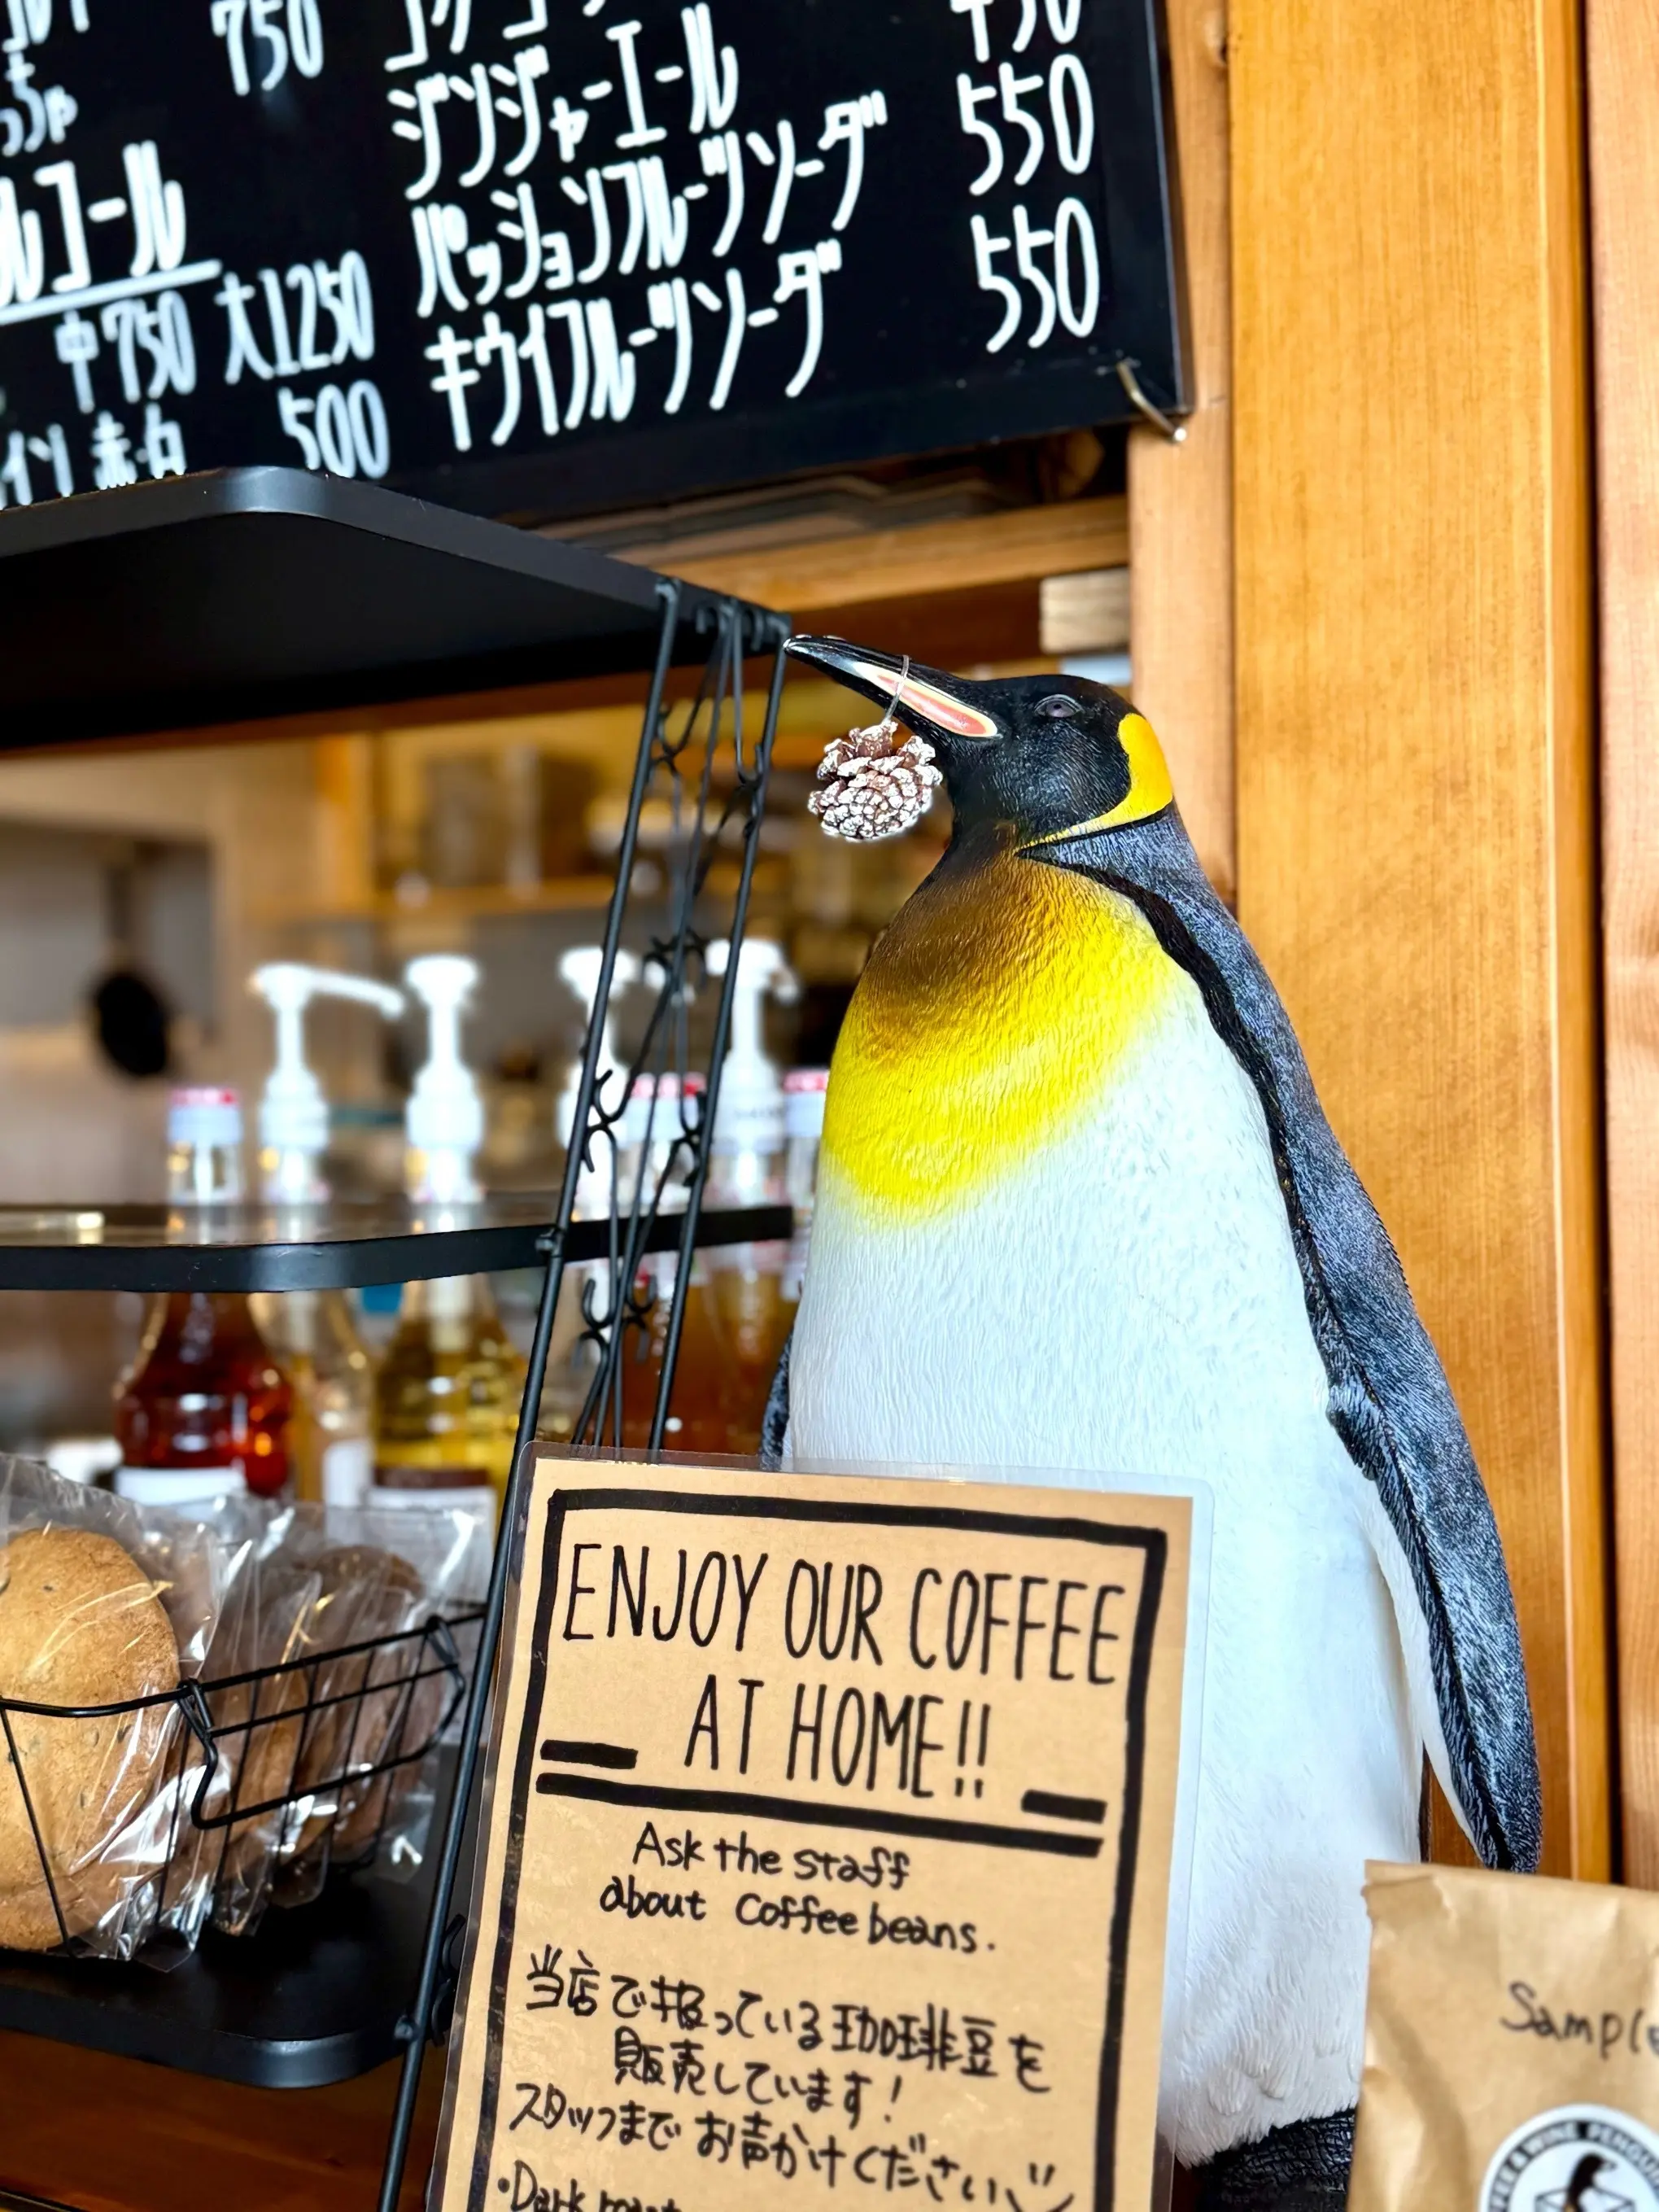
[0, 2, 1178, 514]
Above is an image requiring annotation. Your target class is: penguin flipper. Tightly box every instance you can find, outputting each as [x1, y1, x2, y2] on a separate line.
[1050, 814, 1543, 1875]
[760, 1328, 792, 1471]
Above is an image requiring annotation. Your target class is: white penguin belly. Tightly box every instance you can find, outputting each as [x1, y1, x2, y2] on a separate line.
[788, 977, 1421, 2165]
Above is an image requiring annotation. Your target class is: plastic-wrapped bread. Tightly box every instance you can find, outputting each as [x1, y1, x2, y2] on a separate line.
[199, 1548, 322, 1939]
[0, 1527, 180, 1950]
[314, 1541, 430, 1862]
[0, 1456, 227, 1960]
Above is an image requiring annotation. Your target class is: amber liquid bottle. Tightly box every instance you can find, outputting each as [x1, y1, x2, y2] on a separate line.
[372, 1277, 525, 1511]
[115, 1088, 295, 1506]
[116, 1293, 295, 1505]
[618, 1255, 733, 1454]
[250, 1287, 373, 1506]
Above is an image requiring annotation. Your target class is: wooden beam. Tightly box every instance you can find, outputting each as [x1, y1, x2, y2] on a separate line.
[1231, 0, 1605, 1872]
[1128, 0, 1234, 900]
[626, 495, 1128, 615]
[1588, 0, 1659, 1884]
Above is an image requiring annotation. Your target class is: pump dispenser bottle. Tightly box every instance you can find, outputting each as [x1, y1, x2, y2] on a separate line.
[246, 964, 402, 1505]
[555, 946, 640, 1214]
[402, 955, 486, 1209]
[373, 955, 524, 1513]
[251, 963, 404, 1204]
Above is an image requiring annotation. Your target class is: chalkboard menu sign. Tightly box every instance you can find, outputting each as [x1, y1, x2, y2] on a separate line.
[0, 1, 1182, 520]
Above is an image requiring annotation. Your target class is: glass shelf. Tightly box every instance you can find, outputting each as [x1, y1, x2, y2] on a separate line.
[0, 1200, 794, 1293]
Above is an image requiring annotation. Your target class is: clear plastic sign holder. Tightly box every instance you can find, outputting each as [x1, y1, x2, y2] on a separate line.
[444, 1444, 1210, 2212]
[731, 1451, 1211, 2212]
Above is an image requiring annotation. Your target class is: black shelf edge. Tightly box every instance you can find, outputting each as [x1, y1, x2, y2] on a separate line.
[0, 1202, 793, 1292]
[0, 1814, 448, 2091]
[0, 1751, 482, 2092]
[0, 469, 788, 749]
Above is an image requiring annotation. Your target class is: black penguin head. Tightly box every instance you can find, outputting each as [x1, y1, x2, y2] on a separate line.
[784, 636, 1175, 847]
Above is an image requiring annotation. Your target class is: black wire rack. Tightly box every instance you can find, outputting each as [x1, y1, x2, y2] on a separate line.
[376, 580, 790, 2210]
[0, 1607, 482, 1958]
[0, 478, 791, 2196]
[561, 593, 792, 1454]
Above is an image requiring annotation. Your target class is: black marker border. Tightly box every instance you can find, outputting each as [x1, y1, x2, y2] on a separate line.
[461, 1485, 1172, 2212]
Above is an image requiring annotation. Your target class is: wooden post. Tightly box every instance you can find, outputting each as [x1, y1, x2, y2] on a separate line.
[1589, 0, 1659, 1885]
[1230, 0, 1606, 1872]
[1128, 0, 1234, 903]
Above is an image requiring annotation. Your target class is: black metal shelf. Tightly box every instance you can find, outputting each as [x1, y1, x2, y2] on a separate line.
[0, 467, 783, 749]
[0, 1200, 792, 1292]
[0, 1748, 477, 2091]
[0, 1857, 435, 2091]
[0, 479, 793, 2205]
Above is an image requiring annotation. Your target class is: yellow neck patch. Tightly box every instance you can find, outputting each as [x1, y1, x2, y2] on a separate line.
[822, 834, 1182, 1219]
[1021, 711, 1175, 847]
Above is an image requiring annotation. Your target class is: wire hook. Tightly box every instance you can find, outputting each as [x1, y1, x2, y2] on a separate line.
[882, 654, 912, 737]
[1115, 358, 1187, 444]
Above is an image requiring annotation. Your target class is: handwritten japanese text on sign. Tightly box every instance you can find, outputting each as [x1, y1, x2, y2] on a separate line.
[434, 1462, 1190, 2212]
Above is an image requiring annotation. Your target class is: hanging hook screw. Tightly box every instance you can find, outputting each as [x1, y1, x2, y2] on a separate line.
[1116, 357, 1187, 443]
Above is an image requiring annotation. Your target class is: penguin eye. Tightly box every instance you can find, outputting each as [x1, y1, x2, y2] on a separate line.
[1037, 695, 1082, 720]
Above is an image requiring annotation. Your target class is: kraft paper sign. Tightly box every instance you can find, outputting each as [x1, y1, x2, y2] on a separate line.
[433, 1460, 1192, 2212]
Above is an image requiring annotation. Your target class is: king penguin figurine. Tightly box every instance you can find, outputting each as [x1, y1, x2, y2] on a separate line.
[766, 640, 1542, 2211]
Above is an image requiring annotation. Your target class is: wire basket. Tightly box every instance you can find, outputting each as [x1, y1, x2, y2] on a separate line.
[0, 1603, 482, 1958]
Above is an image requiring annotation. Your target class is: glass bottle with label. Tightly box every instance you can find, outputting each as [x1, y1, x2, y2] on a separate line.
[249, 1287, 374, 1506]
[115, 1088, 295, 1507]
[371, 1275, 525, 1510]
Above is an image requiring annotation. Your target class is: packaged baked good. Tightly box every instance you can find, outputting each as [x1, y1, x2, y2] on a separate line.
[198, 1545, 323, 1939]
[184, 1497, 483, 1929]
[311, 1506, 485, 1872]
[277, 1505, 485, 1894]
[0, 1455, 226, 1958]
[0, 1467, 482, 1956]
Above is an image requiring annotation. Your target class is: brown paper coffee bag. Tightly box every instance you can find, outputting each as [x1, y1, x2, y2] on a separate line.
[1351, 1860, 1659, 2211]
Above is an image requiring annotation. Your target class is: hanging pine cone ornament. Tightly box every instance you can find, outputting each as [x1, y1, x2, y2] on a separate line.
[808, 719, 944, 842]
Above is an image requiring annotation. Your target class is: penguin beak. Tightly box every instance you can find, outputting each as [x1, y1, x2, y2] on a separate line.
[784, 635, 1004, 746]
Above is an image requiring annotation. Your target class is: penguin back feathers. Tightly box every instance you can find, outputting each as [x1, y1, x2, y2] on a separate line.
[1041, 807, 1543, 1875]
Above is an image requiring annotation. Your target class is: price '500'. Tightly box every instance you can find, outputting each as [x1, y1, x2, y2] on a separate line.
[277, 380, 391, 478]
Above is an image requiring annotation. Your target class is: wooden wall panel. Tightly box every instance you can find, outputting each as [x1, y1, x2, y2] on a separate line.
[1128, 0, 1234, 902]
[1230, 0, 1606, 1872]
[1589, 0, 1659, 1885]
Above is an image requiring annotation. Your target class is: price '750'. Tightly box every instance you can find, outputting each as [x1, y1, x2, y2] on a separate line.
[211, 0, 324, 98]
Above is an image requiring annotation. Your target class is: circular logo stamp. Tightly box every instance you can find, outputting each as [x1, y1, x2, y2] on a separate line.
[1482, 2105, 1659, 2211]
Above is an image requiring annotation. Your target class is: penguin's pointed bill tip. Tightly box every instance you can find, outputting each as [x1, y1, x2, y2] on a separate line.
[785, 634, 1002, 741]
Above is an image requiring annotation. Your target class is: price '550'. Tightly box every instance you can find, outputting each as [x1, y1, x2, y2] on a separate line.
[971, 199, 1099, 352]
